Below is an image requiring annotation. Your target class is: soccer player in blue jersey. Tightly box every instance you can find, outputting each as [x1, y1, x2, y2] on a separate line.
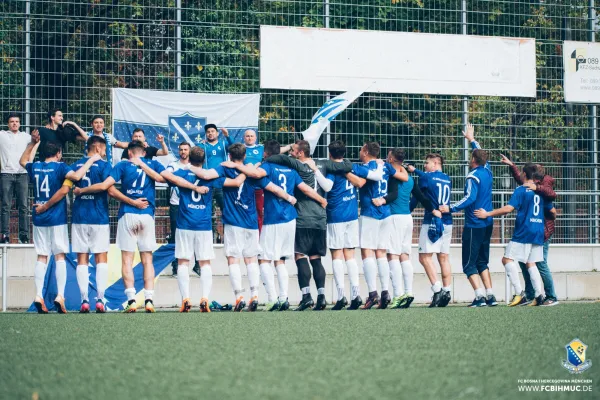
[220, 143, 297, 311]
[318, 140, 384, 310]
[475, 163, 556, 307]
[372, 148, 433, 309]
[168, 146, 245, 313]
[224, 140, 327, 311]
[407, 153, 453, 307]
[223, 128, 292, 232]
[440, 124, 497, 307]
[20, 139, 96, 313]
[36, 136, 149, 313]
[76, 140, 204, 313]
[265, 140, 353, 311]
[357, 142, 408, 309]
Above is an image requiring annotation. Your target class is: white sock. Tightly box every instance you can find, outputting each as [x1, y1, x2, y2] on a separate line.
[177, 264, 190, 299]
[228, 264, 243, 297]
[124, 287, 136, 301]
[276, 264, 289, 301]
[475, 288, 485, 299]
[332, 259, 345, 300]
[485, 288, 494, 297]
[528, 265, 543, 298]
[504, 261, 523, 294]
[362, 257, 377, 292]
[96, 263, 108, 300]
[432, 281, 442, 293]
[55, 260, 67, 297]
[247, 263, 260, 298]
[260, 263, 277, 302]
[201, 265, 212, 299]
[76, 264, 89, 302]
[144, 289, 154, 300]
[389, 259, 402, 297]
[400, 260, 414, 295]
[34, 261, 48, 298]
[376, 258, 390, 291]
[442, 285, 451, 293]
[346, 259, 360, 299]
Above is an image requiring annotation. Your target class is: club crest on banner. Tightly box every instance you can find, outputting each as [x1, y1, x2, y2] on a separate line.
[168, 112, 207, 153]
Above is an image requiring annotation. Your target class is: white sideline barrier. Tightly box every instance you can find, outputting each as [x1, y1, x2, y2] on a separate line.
[2, 244, 600, 311]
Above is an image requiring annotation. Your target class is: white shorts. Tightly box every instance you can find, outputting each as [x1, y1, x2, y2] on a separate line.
[418, 224, 452, 254]
[33, 225, 69, 256]
[504, 241, 543, 264]
[224, 225, 261, 258]
[387, 214, 413, 255]
[72, 224, 110, 254]
[116, 213, 157, 252]
[327, 220, 359, 250]
[259, 220, 296, 261]
[359, 216, 391, 250]
[175, 229, 214, 261]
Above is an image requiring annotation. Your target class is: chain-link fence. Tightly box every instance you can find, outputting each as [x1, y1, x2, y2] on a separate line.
[1, 0, 598, 244]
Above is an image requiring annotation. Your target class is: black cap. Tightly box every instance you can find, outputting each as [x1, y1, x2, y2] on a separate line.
[204, 123, 217, 132]
[91, 114, 104, 124]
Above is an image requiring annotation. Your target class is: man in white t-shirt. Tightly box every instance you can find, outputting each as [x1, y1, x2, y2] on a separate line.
[0, 114, 31, 243]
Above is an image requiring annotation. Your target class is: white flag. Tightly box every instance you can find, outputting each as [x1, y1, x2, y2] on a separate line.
[302, 88, 364, 154]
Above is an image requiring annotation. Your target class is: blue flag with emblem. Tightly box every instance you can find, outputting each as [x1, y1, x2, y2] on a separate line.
[111, 88, 259, 165]
[27, 244, 176, 312]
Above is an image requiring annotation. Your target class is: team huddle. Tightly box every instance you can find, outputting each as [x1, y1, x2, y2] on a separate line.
[22, 122, 558, 314]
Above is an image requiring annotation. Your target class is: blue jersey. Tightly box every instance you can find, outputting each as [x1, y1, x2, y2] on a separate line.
[71, 157, 112, 225]
[221, 167, 268, 229]
[359, 161, 396, 220]
[260, 162, 303, 225]
[174, 169, 225, 231]
[509, 186, 553, 245]
[245, 144, 264, 165]
[450, 165, 493, 228]
[414, 169, 453, 225]
[225, 137, 264, 165]
[390, 176, 414, 215]
[450, 141, 493, 228]
[326, 164, 369, 223]
[109, 159, 165, 219]
[200, 139, 228, 169]
[26, 161, 71, 227]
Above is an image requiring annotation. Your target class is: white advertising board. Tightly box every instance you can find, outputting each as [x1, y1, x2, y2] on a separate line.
[563, 40, 600, 103]
[260, 26, 536, 97]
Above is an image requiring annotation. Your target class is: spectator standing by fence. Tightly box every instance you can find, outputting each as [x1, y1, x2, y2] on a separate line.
[0, 114, 31, 243]
[84, 115, 128, 163]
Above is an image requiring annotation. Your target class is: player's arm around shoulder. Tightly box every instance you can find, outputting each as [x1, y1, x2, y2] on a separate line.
[265, 181, 297, 205]
[223, 172, 246, 188]
[297, 181, 327, 208]
[132, 158, 166, 183]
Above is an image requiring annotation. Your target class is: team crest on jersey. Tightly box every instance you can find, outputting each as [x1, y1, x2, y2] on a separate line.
[168, 112, 206, 153]
[562, 339, 592, 374]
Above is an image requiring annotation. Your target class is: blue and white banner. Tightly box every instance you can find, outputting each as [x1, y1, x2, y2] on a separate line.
[302, 88, 365, 154]
[27, 244, 176, 312]
[112, 88, 260, 165]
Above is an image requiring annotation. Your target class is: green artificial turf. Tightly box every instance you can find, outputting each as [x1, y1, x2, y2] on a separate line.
[0, 304, 598, 400]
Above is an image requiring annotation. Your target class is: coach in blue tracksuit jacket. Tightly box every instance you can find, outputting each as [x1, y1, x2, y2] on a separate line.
[440, 124, 496, 306]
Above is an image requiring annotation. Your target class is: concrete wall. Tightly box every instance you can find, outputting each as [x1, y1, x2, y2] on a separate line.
[1, 244, 599, 309]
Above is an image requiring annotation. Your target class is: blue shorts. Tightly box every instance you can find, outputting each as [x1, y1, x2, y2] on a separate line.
[462, 225, 493, 277]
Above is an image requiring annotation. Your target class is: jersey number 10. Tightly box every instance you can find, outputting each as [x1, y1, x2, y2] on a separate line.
[436, 183, 450, 205]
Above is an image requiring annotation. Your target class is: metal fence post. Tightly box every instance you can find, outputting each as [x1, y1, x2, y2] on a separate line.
[176, 0, 182, 91]
[2, 246, 7, 312]
[25, 0, 31, 133]
[590, 0, 599, 244]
